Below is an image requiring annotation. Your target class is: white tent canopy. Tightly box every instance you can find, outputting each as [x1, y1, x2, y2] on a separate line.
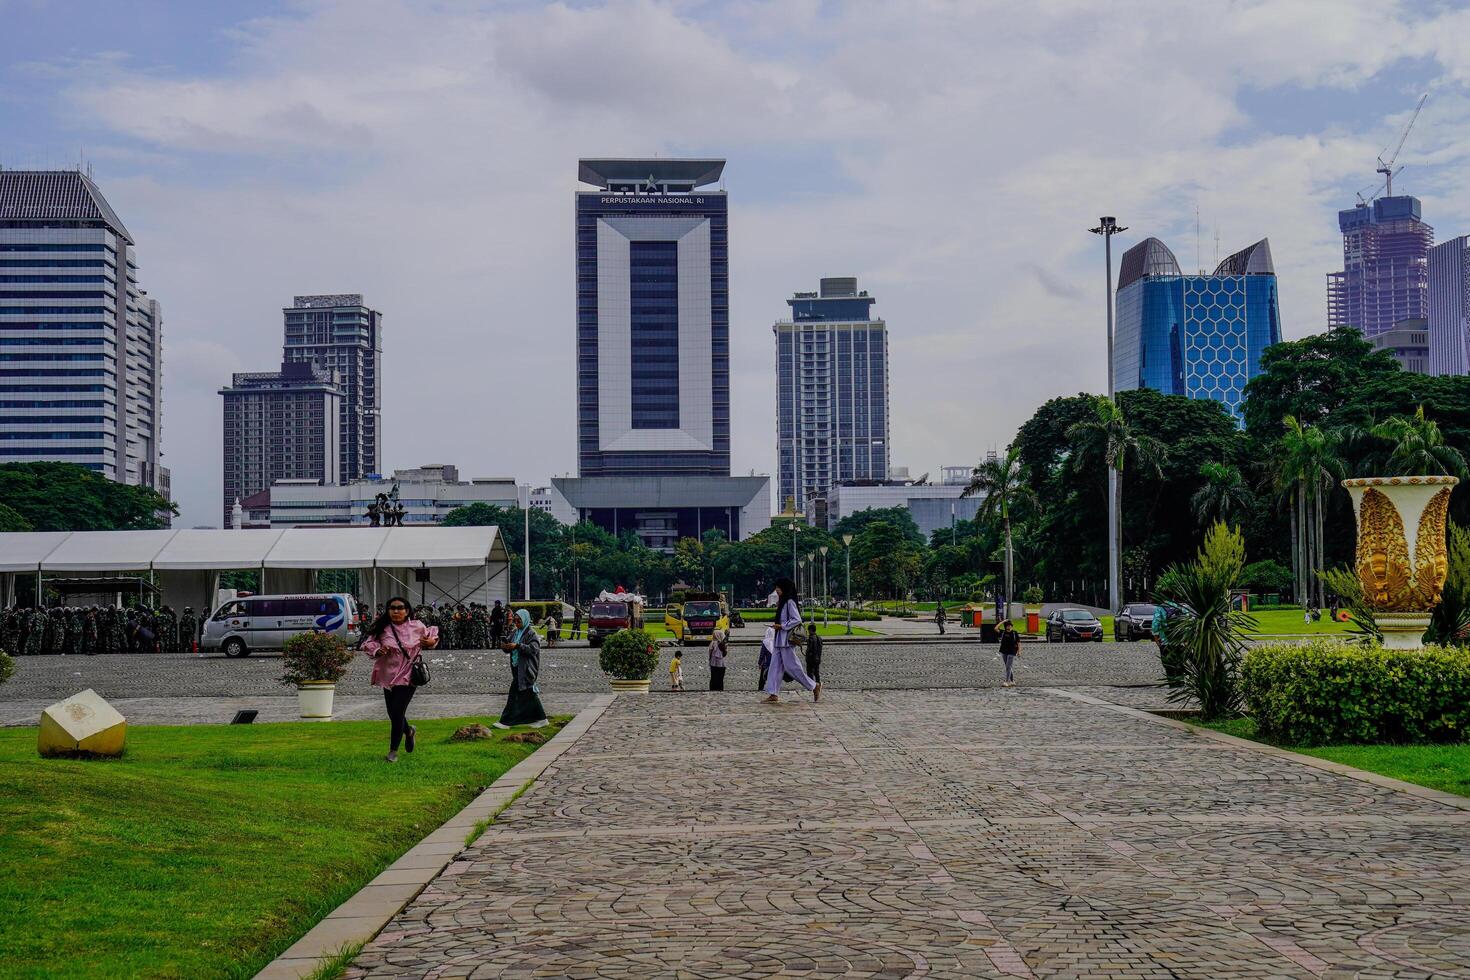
[0, 526, 511, 612]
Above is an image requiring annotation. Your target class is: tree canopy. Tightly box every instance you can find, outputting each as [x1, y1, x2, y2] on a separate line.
[0, 462, 175, 531]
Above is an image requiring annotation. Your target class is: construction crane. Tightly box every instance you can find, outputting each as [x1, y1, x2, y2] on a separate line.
[1376, 93, 1428, 198]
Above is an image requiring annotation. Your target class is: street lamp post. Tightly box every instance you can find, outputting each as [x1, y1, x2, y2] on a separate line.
[806, 552, 815, 605]
[819, 545, 829, 626]
[842, 533, 854, 635]
[798, 559, 806, 608]
[1089, 215, 1127, 616]
[790, 520, 798, 584]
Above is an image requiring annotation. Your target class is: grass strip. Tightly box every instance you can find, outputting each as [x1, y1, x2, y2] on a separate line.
[0, 715, 566, 979]
[466, 777, 535, 846]
[1192, 716, 1470, 798]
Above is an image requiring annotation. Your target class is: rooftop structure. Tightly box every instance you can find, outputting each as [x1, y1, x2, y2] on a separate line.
[577, 159, 725, 192]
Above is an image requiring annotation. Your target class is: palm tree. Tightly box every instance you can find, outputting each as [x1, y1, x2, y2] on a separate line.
[1191, 462, 1254, 528]
[1275, 416, 1345, 610]
[962, 445, 1035, 609]
[1066, 396, 1166, 609]
[1370, 405, 1469, 477]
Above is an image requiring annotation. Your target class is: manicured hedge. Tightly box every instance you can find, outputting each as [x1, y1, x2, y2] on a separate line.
[737, 608, 881, 622]
[511, 601, 562, 622]
[1242, 640, 1470, 746]
[598, 628, 659, 680]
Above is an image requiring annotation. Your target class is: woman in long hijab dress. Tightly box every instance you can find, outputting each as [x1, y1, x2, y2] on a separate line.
[762, 577, 821, 704]
[496, 608, 548, 728]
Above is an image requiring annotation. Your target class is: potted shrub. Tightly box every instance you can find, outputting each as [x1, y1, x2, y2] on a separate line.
[598, 627, 659, 694]
[280, 631, 355, 719]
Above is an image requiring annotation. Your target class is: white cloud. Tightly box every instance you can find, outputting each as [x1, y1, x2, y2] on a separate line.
[29, 0, 1470, 527]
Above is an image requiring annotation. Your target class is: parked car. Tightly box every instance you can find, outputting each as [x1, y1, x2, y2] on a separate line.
[1045, 608, 1104, 642]
[202, 593, 359, 657]
[1113, 603, 1157, 641]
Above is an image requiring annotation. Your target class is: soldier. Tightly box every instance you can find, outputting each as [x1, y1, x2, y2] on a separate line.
[157, 605, 179, 653]
[0, 607, 18, 654]
[489, 600, 506, 647]
[178, 606, 198, 654]
[24, 607, 45, 656]
[83, 607, 99, 655]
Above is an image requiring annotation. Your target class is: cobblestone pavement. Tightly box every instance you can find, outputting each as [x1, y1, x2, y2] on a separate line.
[349, 690, 1470, 979]
[0, 640, 1163, 718]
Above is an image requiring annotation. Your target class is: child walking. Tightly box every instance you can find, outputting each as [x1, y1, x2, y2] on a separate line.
[669, 650, 685, 691]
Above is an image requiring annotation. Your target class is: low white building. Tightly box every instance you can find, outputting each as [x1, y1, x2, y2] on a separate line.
[814, 466, 982, 539]
[530, 485, 577, 525]
[267, 464, 523, 528]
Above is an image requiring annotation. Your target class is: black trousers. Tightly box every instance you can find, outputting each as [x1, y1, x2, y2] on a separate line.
[807, 653, 822, 683]
[709, 665, 726, 691]
[384, 684, 416, 751]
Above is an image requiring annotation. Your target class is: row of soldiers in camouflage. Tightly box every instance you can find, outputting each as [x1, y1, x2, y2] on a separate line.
[375, 601, 511, 650]
[1, 605, 202, 656]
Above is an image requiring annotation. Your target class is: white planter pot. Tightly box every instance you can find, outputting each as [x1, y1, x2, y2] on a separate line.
[609, 678, 651, 695]
[1343, 475, 1459, 650]
[297, 681, 336, 719]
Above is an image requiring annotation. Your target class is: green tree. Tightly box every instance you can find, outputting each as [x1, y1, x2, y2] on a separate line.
[1157, 522, 1254, 720]
[0, 461, 175, 530]
[0, 501, 32, 532]
[850, 520, 922, 600]
[830, 506, 924, 548]
[441, 503, 569, 599]
[1242, 327, 1400, 437]
[962, 446, 1035, 605]
[1368, 405, 1469, 478]
[1274, 417, 1344, 608]
[1190, 462, 1254, 528]
[672, 537, 708, 587]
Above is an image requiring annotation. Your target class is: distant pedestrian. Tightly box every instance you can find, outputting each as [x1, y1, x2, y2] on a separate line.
[762, 577, 821, 704]
[805, 623, 823, 684]
[935, 603, 947, 636]
[708, 628, 728, 690]
[490, 600, 506, 646]
[360, 596, 439, 762]
[571, 603, 583, 640]
[998, 619, 1020, 687]
[669, 651, 685, 691]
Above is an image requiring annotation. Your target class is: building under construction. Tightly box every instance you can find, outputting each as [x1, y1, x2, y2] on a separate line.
[1327, 195, 1434, 338]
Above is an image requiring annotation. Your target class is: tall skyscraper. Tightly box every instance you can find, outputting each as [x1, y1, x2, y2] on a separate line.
[1328, 196, 1433, 337]
[283, 294, 382, 481]
[553, 158, 768, 550]
[0, 169, 167, 491]
[774, 277, 889, 514]
[1429, 236, 1470, 376]
[219, 361, 341, 526]
[1113, 237, 1281, 422]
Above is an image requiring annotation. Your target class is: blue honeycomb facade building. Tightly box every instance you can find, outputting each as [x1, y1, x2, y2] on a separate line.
[1113, 237, 1280, 423]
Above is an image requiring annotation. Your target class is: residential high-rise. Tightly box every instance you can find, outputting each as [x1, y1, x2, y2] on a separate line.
[283, 294, 381, 481]
[219, 361, 340, 527]
[553, 158, 769, 551]
[774, 277, 889, 515]
[0, 169, 167, 491]
[1113, 237, 1281, 422]
[1429, 235, 1470, 375]
[1370, 318, 1430, 373]
[1328, 196, 1433, 338]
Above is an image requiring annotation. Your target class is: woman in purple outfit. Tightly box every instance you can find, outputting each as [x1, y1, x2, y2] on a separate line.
[762, 577, 821, 704]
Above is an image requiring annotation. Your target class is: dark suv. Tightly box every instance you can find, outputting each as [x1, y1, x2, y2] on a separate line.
[1045, 608, 1103, 642]
[1113, 603, 1157, 642]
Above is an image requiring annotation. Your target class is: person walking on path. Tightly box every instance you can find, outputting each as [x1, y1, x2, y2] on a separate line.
[669, 650, 685, 691]
[935, 603, 947, 636]
[361, 596, 440, 762]
[495, 609, 548, 728]
[762, 577, 821, 704]
[998, 618, 1020, 687]
[805, 624, 823, 684]
[708, 628, 728, 690]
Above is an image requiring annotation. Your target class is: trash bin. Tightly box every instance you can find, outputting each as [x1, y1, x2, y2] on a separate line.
[1025, 611, 1040, 634]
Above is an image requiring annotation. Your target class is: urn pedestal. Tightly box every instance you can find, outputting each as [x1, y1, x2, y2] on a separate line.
[1343, 475, 1459, 650]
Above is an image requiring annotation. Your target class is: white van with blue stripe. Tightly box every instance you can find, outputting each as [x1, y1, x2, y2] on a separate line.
[202, 593, 359, 657]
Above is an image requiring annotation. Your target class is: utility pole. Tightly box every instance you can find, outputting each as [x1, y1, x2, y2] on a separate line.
[842, 533, 853, 635]
[1089, 216, 1127, 615]
[820, 544, 829, 626]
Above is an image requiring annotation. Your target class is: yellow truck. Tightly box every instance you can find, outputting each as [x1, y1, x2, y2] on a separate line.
[664, 591, 729, 645]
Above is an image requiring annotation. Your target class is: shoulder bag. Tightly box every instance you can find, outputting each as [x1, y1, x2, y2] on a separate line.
[390, 623, 431, 688]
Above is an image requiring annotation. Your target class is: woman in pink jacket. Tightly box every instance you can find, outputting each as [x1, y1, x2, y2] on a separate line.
[360, 596, 439, 762]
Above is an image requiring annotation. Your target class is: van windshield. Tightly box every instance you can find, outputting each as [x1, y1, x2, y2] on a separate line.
[684, 601, 721, 618]
[591, 602, 627, 618]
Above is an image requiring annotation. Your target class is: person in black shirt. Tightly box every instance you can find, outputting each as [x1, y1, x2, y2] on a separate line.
[998, 619, 1020, 687]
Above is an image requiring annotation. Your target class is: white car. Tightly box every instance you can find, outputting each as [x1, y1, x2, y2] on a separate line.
[201, 593, 359, 657]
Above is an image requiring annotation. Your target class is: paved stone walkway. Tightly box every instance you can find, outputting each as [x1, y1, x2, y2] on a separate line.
[347, 690, 1470, 978]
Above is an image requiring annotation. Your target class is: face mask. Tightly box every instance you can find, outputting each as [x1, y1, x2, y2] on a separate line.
[767, 590, 780, 607]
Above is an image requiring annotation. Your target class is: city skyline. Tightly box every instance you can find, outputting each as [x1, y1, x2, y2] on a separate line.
[6, 2, 1470, 528]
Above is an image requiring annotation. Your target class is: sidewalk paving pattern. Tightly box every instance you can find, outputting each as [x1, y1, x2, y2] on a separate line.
[347, 690, 1470, 978]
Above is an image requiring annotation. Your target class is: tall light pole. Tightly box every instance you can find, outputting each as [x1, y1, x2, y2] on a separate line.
[518, 484, 532, 600]
[842, 533, 854, 634]
[1090, 215, 1127, 615]
[819, 544, 829, 625]
[790, 519, 798, 584]
[798, 558, 806, 605]
[806, 552, 815, 604]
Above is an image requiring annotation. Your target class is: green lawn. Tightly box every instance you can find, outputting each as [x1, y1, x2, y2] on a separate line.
[1195, 717, 1470, 798]
[0, 716, 565, 979]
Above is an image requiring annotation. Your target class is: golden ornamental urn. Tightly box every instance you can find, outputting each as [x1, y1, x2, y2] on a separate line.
[1343, 475, 1458, 649]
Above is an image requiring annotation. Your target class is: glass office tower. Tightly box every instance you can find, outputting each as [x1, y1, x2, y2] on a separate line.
[1113, 237, 1281, 422]
[774, 277, 889, 515]
[1429, 236, 1470, 376]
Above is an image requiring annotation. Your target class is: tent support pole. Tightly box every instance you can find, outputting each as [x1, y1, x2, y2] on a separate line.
[36, 571, 43, 607]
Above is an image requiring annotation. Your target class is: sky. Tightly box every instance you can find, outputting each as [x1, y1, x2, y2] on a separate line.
[5, 0, 1470, 529]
